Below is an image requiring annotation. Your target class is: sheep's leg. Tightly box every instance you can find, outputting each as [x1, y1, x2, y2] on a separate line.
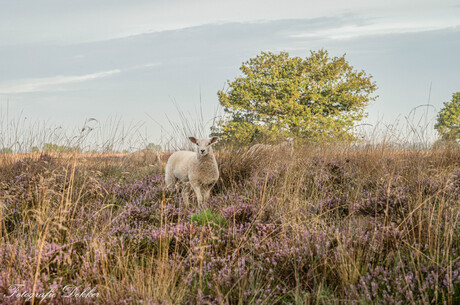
[191, 183, 203, 207]
[182, 182, 191, 206]
[165, 171, 176, 188]
[203, 187, 213, 205]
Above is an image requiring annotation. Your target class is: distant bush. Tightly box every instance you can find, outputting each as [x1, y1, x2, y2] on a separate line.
[43, 143, 82, 153]
[146, 142, 162, 151]
[0, 147, 13, 154]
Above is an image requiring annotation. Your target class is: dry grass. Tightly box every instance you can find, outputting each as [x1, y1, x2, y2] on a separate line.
[0, 144, 459, 304]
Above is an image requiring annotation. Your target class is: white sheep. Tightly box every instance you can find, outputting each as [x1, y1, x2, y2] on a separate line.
[165, 137, 219, 207]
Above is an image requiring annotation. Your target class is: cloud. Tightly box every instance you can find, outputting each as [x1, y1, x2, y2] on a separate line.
[0, 69, 120, 94]
[3, 0, 457, 45]
[290, 20, 460, 40]
[143, 63, 161, 68]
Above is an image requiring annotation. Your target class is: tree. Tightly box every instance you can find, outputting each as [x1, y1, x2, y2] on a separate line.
[214, 50, 377, 144]
[0, 147, 13, 154]
[43, 143, 81, 153]
[435, 92, 460, 141]
[146, 143, 162, 151]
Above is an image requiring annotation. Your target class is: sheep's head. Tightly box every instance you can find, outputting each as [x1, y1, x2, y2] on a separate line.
[189, 137, 218, 156]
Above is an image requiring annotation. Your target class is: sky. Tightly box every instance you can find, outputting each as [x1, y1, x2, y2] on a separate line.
[0, 0, 459, 150]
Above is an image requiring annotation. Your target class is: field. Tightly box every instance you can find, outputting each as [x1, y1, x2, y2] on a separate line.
[0, 145, 459, 304]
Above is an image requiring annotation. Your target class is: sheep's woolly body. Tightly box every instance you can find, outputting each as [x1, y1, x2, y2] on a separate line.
[165, 137, 219, 206]
[165, 151, 195, 183]
[189, 155, 220, 187]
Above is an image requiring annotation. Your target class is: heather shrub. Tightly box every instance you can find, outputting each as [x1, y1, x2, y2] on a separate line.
[346, 257, 460, 304]
[0, 147, 458, 304]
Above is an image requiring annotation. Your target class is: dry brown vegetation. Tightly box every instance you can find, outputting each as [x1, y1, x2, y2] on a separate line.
[0, 145, 459, 304]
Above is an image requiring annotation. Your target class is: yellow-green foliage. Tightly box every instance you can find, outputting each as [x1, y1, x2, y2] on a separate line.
[43, 143, 82, 153]
[435, 92, 460, 140]
[215, 50, 377, 144]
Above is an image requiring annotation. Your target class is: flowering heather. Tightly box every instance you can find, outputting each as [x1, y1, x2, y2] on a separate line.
[0, 148, 459, 304]
[346, 257, 460, 304]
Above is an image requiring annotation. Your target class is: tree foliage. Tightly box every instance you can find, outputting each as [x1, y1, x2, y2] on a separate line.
[214, 50, 377, 144]
[435, 92, 460, 140]
[0, 147, 13, 154]
[43, 143, 81, 153]
[146, 143, 162, 151]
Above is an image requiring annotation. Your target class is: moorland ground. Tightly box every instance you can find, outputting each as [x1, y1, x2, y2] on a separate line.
[0, 145, 459, 304]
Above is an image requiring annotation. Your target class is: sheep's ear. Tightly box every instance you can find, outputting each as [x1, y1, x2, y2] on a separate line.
[210, 137, 218, 144]
[189, 137, 197, 144]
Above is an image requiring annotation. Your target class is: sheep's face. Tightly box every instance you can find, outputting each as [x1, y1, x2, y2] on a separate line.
[189, 137, 218, 156]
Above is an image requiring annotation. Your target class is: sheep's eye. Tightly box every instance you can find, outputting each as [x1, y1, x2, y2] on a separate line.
[208, 142, 211, 145]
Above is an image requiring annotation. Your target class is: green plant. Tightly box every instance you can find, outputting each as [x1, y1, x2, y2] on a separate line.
[190, 209, 227, 229]
[146, 142, 162, 151]
[0, 147, 13, 154]
[43, 142, 82, 153]
[214, 50, 377, 144]
[435, 91, 460, 140]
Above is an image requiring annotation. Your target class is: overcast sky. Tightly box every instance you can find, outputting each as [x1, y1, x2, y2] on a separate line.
[1, 0, 459, 149]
